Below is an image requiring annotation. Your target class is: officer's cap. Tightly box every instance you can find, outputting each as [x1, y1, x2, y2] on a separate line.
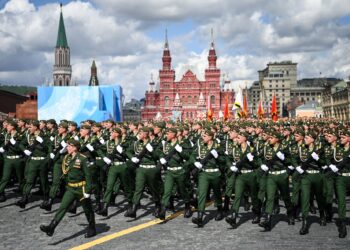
[294, 129, 305, 137]
[80, 125, 91, 130]
[139, 127, 149, 133]
[111, 127, 121, 134]
[92, 123, 102, 128]
[7, 120, 17, 128]
[167, 127, 177, 134]
[154, 122, 165, 129]
[59, 122, 68, 129]
[29, 120, 40, 127]
[68, 121, 78, 127]
[305, 130, 317, 139]
[67, 139, 81, 149]
[47, 119, 57, 125]
[204, 129, 214, 137]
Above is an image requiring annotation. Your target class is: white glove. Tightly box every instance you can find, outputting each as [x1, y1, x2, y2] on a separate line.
[311, 152, 319, 161]
[59, 147, 67, 154]
[296, 166, 304, 174]
[36, 136, 43, 144]
[225, 150, 228, 155]
[194, 162, 203, 169]
[276, 151, 285, 161]
[175, 144, 183, 153]
[288, 165, 294, 170]
[230, 166, 238, 172]
[0, 147, 4, 153]
[160, 158, 167, 165]
[131, 157, 139, 163]
[61, 141, 67, 148]
[322, 165, 328, 170]
[216, 138, 221, 144]
[83, 192, 90, 199]
[50, 153, 55, 159]
[116, 145, 123, 154]
[99, 138, 105, 145]
[247, 141, 251, 146]
[50, 136, 54, 142]
[247, 153, 254, 162]
[10, 138, 16, 145]
[210, 149, 218, 159]
[74, 135, 79, 141]
[261, 164, 269, 172]
[146, 143, 153, 152]
[24, 150, 32, 156]
[86, 144, 94, 152]
[329, 164, 339, 173]
[103, 157, 112, 165]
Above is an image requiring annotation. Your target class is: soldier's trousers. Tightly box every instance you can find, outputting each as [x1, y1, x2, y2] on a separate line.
[322, 173, 335, 205]
[231, 172, 260, 214]
[335, 175, 350, 219]
[256, 169, 267, 202]
[224, 172, 236, 197]
[54, 185, 95, 224]
[0, 157, 25, 193]
[300, 173, 325, 218]
[265, 173, 292, 215]
[103, 163, 134, 204]
[197, 171, 222, 212]
[23, 158, 49, 196]
[132, 167, 163, 205]
[161, 169, 190, 207]
[49, 161, 63, 199]
[291, 171, 301, 206]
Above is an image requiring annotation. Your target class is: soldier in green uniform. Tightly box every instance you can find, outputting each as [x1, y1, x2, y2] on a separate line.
[331, 130, 350, 238]
[258, 130, 294, 231]
[0, 120, 25, 202]
[124, 127, 162, 218]
[189, 129, 224, 227]
[16, 120, 49, 208]
[97, 127, 134, 217]
[296, 131, 326, 235]
[40, 122, 69, 211]
[225, 131, 261, 227]
[158, 127, 192, 220]
[40, 139, 96, 238]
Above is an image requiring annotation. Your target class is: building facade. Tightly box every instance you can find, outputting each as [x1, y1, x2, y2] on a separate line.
[53, 4, 72, 86]
[141, 33, 234, 121]
[322, 79, 350, 120]
[123, 98, 143, 122]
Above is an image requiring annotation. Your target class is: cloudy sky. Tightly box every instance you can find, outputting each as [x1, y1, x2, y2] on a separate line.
[1, 0, 350, 101]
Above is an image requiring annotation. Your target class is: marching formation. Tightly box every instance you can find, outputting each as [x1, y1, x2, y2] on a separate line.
[0, 118, 349, 239]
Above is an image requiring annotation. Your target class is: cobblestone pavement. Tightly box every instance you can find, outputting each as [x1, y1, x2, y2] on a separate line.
[0, 188, 349, 250]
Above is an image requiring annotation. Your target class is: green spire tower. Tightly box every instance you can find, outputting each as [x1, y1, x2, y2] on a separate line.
[53, 3, 72, 86]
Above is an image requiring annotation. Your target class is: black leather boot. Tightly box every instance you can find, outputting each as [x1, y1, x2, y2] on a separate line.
[153, 202, 161, 218]
[223, 196, 230, 212]
[124, 204, 137, 218]
[259, 214, 272, 231]
[299, 218, 309, 235]
[0, 192, 6, 203]
[40, 198, 53, 211]
[320, 210, 327, 226]
[252, 213, 261, 224]
[94, 196, 101, 213]
[167, 196, 175, 211]
[225, 212, 238, 228]
[244, 195, 251, 211]
[215, 205, 224, 221]
[338, 219, 347, 238]
[15, 195, 28, 209]
[85, 221, 97, 238]
[97, 202, 108, 217]
[310, 202, 317, 214]
[184, 202, 193, 218]
[192, 212, 204, 227]
[325, 204, 333, 223]
[159, 205, 166, 220]
[40, 219, 59, 237]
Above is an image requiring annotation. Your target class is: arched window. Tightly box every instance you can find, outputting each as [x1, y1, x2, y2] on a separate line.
[211, 95, 215, 105]
[187, 96, 192, 104]
[164, 96, 170, 106]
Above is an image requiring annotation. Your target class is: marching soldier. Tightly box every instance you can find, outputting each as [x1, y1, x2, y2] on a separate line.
[40, 139, 96, 238]
[189, 129, 225, 227]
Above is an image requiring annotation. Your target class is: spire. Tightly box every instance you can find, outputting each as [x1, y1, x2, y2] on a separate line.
[89, 60, 99, 86]
[56, 3, 68, 48]
[91, 60, 96, 69]
[162, 29, 171, 70]
[164, 28, 169, 50]
[208, 28, 217, 69]
[210, 28, 215, 49]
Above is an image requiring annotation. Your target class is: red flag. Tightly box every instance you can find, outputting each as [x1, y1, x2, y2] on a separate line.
[207, 95, 213, 121]
[224, 96, 229, 120]
[242, 93, 248, 118]
[271, 93, 278, 122]
[257, 100, 264, 119]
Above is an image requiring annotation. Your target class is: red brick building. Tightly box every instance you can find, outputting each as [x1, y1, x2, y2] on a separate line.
[141, 33, 235, 121]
